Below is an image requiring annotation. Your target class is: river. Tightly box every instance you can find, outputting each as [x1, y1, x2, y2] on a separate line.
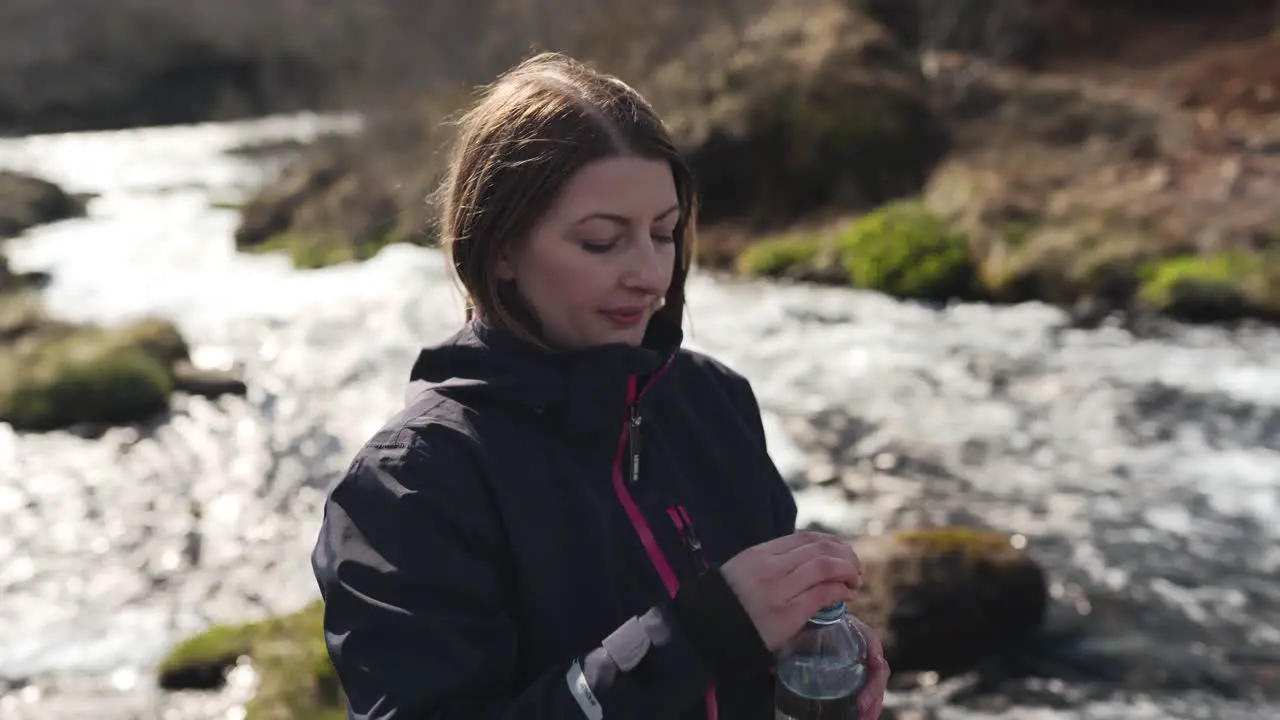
[0, 114, 1277, 719]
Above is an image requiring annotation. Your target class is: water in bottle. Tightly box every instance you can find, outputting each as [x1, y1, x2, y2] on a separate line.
[774, 601, 869, 720]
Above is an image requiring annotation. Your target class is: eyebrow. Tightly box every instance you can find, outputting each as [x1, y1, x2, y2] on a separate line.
[573, 203, 680, 226]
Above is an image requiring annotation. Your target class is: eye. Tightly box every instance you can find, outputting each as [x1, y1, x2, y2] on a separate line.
[651, 233, 675, 244]
[581, 237, 620, 254]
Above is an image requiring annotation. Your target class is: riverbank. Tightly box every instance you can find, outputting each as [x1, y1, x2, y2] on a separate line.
[227, 1, 1280, 328]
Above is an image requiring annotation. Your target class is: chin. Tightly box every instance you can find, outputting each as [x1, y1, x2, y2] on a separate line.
[578, 317, 649, 348]
[600, 328, 645, 347]
[623, 325, 650, 346]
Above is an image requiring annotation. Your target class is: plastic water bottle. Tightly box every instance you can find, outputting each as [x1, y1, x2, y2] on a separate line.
[774, 601, 870, 720]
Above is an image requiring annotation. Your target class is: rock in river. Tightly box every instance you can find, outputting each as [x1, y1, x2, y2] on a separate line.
[850, 526, 1049, 676]
[0, 292, 247, 432]
[0, 170, 88, 238]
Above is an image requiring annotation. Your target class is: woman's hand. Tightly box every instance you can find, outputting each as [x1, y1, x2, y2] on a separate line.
[853, 617, 889, 719]
[719, 531, 864, 652]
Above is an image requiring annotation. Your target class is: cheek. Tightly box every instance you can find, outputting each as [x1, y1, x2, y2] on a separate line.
[518, 253, 611, 316]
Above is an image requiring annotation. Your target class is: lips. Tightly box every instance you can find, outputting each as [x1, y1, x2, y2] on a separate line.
[601, 307, 647, 327]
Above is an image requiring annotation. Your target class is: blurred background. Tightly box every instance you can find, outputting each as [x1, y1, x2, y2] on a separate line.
[1, 0, 1279, 718]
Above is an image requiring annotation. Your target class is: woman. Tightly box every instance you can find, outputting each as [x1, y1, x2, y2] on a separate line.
[311, 52, 890, 719]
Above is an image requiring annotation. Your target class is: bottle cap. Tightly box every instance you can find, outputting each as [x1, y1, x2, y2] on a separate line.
[809, 600, 848, 625]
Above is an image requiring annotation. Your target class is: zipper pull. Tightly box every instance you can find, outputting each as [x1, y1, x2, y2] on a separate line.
[682, 521, 703, 553]
[629, 405, 642, 485]
[674, 506, 709, 573]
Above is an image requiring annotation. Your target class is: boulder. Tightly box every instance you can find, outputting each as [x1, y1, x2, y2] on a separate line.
[233, 109, 452, 269]
[0, 306, 247, 432]
[849, 526, 1049, 676]
[645, 0, 950, 228]
[158, 601, 344, 719]
[0, 170, 87, 238]
[0, 325, 177, 431]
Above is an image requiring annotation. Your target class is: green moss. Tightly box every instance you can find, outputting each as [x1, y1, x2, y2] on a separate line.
[159, 623, 256, 683]
[730, 204, 979, 299]
[107, 317, 190, 366]
[736, 234, 824, 278]
[159, 601, 345, 720]
[0, 315, 189, 431]
[834, 202, 976, 301]
[892, 526, 1020, 560]
[248, 231, 397, 270]
[1137, 251, 1277, 314]
[0, 343, 173, 431]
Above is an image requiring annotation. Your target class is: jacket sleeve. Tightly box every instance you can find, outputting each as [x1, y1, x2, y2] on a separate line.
[727, 374, 799, 536]
[311, 421, 773, 720]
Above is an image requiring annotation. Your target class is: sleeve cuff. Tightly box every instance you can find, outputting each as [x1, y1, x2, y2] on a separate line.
[663, 568, 775, 679]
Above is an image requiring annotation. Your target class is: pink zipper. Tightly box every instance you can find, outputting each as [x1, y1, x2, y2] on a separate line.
[609, 360, 718, 720]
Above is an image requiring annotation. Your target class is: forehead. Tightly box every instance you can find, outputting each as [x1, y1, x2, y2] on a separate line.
[549, 155, 679, 222]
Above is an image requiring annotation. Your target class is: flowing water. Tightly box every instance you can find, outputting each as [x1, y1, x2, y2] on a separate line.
[0, 114, 1277, 719]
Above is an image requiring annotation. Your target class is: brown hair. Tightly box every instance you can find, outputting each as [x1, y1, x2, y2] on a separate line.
[436, 52, 697, 347]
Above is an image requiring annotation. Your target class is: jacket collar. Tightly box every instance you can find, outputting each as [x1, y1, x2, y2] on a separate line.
[407, 314, 683, 437]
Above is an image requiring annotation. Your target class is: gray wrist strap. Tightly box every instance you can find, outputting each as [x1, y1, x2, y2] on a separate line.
[602, 614, 651, 671]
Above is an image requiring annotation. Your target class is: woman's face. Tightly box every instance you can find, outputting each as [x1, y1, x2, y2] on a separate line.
[497, 155, 679, 350]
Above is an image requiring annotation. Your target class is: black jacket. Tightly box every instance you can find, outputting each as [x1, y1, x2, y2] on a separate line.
[311, 314, 799, 719]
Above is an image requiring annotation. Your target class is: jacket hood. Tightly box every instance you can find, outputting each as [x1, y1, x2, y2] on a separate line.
[405, 314, 684, 435]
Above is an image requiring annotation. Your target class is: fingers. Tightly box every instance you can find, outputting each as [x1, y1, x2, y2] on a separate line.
[723, 531, 872, 656]
[761, 530, 853, 557]
[854, 620, 889, 720]
[858, 653, 888, 720]
[778, 534, 864, 578]
[781, 550, 863, 602]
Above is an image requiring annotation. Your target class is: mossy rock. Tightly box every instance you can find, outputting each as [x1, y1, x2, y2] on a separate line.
[159, 601, 345, 720]
[234, 139, 410, 265]
[735, 203, 977, 300]
[245, 230, 396, 270]
[234, 100, 461, 269]
[104, 316, 191, 367]
[977, 218, 1155, 306]
[0, 338, 175, 431]
[975, 219, 1280, 324]
[849, 525, 1047, 675]
[834, 202, 977, 301]
[891, 526, 1024, 560]
[0, 314, 194, 431]
[735, 233, 827, 280]
[1136, 251, 1280, 323]
[158, 622, 258, 691]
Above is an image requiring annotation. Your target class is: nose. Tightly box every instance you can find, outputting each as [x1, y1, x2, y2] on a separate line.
[621, 230, 670, 297]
